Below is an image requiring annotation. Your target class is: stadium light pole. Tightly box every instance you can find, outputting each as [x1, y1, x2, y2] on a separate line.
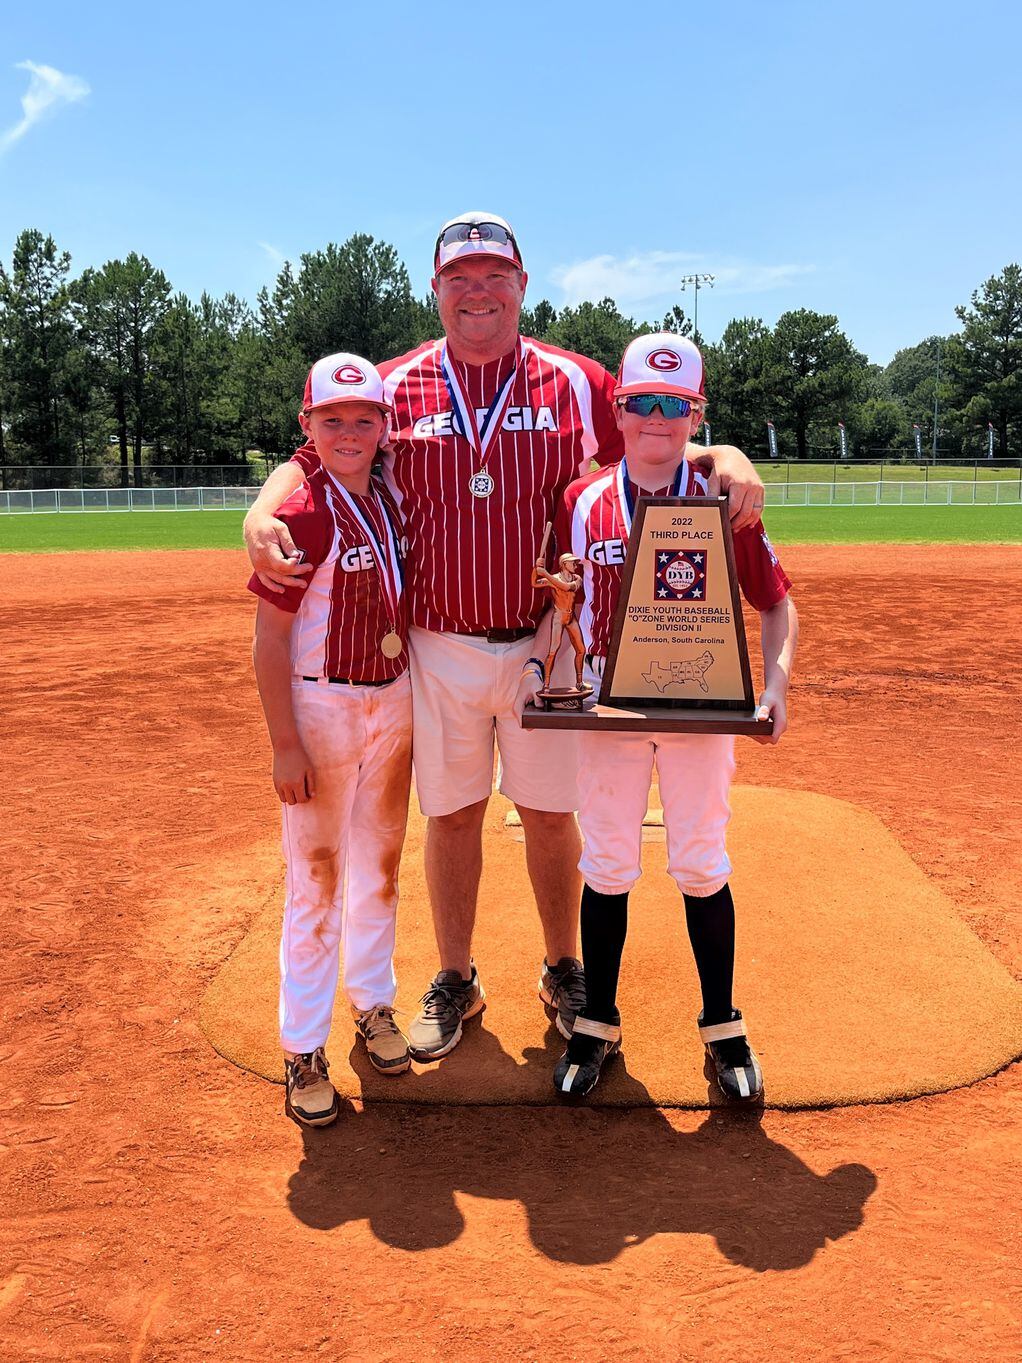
[931, 337, 941, 465]
[679, 273, 715, 344]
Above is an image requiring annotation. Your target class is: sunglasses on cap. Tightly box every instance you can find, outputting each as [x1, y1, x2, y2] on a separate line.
[436, 221, 517, 251]
[620, 394, 698, 419]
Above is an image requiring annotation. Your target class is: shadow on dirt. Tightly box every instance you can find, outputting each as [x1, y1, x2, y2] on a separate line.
[286, 1022, 877, 1269]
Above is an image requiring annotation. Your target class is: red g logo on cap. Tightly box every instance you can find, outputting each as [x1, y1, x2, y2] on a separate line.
[333, 364, 366, 385]
[645, 349, 683, 372]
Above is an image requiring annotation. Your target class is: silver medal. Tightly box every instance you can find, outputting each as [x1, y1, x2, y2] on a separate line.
[468, 470, 495, 499]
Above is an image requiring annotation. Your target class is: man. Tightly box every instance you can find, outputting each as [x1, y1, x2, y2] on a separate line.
[244, 211, 766, 1063]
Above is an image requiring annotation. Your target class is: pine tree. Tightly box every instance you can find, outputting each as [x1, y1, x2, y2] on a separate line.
[0, 229, 77, 469]
[702, 318, 779, 456]
[546, 298, 648, 373]
[769, 310, 868, 460]
[947, 264, 1022, 457]
[76, 254, 171, 484]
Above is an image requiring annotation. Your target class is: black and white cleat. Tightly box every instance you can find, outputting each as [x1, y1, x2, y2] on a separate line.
[699, 1009, 764, 1102]
[553, 1015, 622, 1099]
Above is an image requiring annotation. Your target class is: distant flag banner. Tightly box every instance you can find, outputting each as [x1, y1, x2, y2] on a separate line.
[838, 421, 848, 460]
[704, 421, 711, 446]
[913, 424, 922, 458]
[988, 423, 995, 459]
[767, 420, 778, 459]
[655, 548, 706, 601]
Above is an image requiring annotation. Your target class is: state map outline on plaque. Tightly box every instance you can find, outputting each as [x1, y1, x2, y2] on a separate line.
[641, 650, 715, 694]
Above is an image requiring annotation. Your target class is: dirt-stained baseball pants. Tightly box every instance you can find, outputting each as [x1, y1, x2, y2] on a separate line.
[279, 673, 412, 1054]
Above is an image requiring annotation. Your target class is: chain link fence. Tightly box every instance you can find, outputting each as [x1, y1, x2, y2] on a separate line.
[0, 460, 284, 491]
[3, 479, 1021, 515]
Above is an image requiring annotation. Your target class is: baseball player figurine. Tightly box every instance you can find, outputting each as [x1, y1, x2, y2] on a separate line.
[549, 332, 799, 1104]
[531, 545, 593, 709]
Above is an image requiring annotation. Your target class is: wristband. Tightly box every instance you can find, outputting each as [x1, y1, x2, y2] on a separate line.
[523, 657, 544, 680]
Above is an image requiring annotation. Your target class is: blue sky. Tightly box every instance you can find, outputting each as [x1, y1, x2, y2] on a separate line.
[1, 0, 1018, 365]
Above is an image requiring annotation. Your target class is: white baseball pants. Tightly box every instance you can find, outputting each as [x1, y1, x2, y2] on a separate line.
[408, 626, 580, 817]
[576, 726, 735, 898]
[279, 673, 412, 1054]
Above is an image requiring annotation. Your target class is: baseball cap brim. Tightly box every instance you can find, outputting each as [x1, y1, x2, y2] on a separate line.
[304, 394, 392, 415]
[614, 381, 704, 403]
[434, 240, 522, 275]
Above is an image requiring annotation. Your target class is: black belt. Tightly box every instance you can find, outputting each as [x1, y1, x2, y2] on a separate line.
[459, 627, 534, 643]
[302, 675, 394, 688]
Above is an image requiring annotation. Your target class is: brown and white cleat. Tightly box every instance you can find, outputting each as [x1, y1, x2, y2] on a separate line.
[284, 1047, 340, 1127]
[352, 1004, 411, 1075]
[698, 1009, 764, 1102]
[553, 1014, 622, 1099]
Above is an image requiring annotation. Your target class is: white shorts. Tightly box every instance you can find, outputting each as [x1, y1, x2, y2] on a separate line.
[576, 725, 735, 898]
[408, 626, 580, 818]
[279, 673, 412, 1052]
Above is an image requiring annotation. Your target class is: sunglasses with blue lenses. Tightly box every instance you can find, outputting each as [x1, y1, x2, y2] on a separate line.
[620, 394, 696, 419]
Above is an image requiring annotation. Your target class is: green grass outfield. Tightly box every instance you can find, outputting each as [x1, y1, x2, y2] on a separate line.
[2, 504, 1022, 553]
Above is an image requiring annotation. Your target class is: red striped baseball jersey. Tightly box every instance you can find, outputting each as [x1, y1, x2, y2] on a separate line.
[554, 461, 792, 659]
[293, 336, 622, 633]
[247, 464, 408, 683]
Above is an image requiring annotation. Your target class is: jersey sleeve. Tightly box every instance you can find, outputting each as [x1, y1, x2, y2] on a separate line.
[552, 484, 576, 565]
[290, 440, 321, 478]
[733, 519, 792, 612]
[589, 362, 624, 466]
[246, 483, 328, 615]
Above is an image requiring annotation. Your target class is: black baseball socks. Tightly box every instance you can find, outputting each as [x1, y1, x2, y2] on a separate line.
[683, 883, 736, 1026]
[576, 881, 737, 1026]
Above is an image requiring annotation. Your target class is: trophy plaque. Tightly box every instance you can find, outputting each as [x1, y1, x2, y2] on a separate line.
[522, 496, 773, 735]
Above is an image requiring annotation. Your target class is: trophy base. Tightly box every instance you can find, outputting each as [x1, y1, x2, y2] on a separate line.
[523, 701, 773, 736]
[535, 683, 595, 712]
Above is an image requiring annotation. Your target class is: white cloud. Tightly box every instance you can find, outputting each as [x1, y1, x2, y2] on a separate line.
[258, 241, 286, 267]
[1, 61, 90, 154]
[551, 250, 815, 311]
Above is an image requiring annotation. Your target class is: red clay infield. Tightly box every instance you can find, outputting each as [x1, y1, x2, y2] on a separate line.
[1, 544, 1020, 1362]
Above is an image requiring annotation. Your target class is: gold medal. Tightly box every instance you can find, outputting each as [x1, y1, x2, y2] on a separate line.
[380, 631, 403, 659]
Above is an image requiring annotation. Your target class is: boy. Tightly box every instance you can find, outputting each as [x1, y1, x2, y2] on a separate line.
[522, 333, 798, 1101]
[249, 353, 413, 1127]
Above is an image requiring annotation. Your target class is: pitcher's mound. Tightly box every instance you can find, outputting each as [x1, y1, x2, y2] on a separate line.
[199, 787, 1022, 1108]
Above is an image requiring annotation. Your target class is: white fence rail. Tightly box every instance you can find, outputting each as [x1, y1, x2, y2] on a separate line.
[769, 479, 1021, 507]
[0, 486, 262, 513]
[1, 480, 1021, 515]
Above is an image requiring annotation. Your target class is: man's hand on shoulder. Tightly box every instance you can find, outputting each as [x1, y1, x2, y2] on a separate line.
[243, 509, 314, 593]
[690, 443, 765, 533]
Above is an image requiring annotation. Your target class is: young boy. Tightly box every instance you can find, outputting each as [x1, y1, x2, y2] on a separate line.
[249, 353, 413, 1127]
[529, 332, 798, 1102]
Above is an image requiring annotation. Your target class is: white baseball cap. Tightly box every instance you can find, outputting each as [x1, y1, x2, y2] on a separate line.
[615, 333, 705, 403]
[302, 352, 391, 413]
[434, 211, 523, 275]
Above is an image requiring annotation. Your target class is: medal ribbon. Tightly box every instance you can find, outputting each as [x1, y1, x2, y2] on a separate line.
[326, 472, 404, 628]
[615, 458, 690, 535]
[440, 339, 523, 469]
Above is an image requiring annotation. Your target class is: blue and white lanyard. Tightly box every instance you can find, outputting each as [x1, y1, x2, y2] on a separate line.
[440, 339, 522, 464]
[615, 458, 690, 534]
[326, 472, 404, 615]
